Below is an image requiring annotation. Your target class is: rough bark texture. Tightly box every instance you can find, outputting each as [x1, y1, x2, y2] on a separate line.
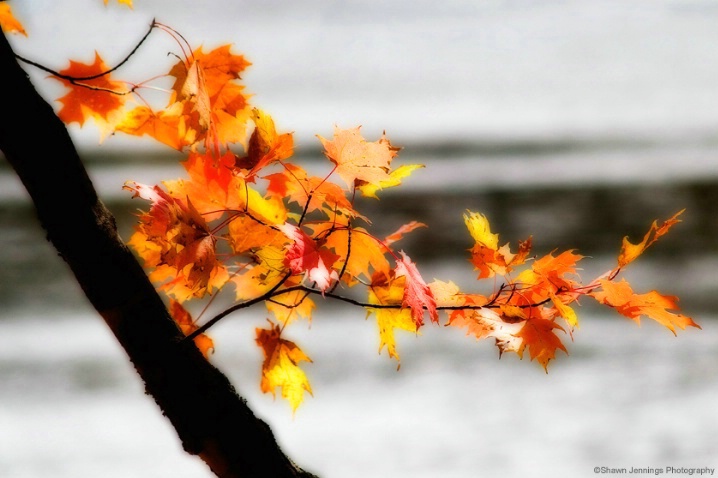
[0, 30, 317, 478]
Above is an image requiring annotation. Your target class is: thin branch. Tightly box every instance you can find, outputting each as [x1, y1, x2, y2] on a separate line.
[188, 271, 294, 340]
[185, 280, 557, 340]
[14, 19, 158, 82]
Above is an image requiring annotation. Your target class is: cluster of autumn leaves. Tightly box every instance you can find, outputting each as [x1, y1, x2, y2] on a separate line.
[5, 5, 699, 412]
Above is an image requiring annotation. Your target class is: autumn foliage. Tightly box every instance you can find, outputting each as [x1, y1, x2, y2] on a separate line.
[7, 4, 699, 413]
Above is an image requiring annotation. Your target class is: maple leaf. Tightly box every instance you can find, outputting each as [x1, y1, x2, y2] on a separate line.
[394, 251, 438, 326]
[311, 224, 390, 286]
[168, 299, 214, 358]
[367, 271, 419, 361]
[124, 181, 227, 300]
[236, 108, 294, 178]
[618, 210, 684, 268]
[513, 249, 583, 306]
[256, 323, 313, 412]
[590, 278, 700, 335]
[0, 2, 27, 36]
[449, 306, 525, 353]
[279, 224, 339, 292]
[318, 126, 398, 190]
[266, 163, 360, 219]
[115, 104, 192, 150]
[515, 318, 568, 372]
[167, 45, 252, 148]
[464, 211, 532, 278]
[228, 214, 286, 255]
[166, 150, 242, 218]
[54, 52, 127, 128]
[231, 246, 288, 301]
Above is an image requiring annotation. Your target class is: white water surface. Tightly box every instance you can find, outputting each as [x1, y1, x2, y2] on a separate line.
[0, 311, 716, 478]
[7, 0, 718, 151]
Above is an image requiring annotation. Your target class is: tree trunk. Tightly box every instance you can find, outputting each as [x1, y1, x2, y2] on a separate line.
[0, 30, 316, 478]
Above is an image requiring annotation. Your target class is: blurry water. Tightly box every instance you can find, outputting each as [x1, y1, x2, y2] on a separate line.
[0, 311, 715, 478]
[2, 0, 718, 476]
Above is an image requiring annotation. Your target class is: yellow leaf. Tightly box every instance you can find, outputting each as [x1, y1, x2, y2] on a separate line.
[256, 324, 313, 412]
[618, 210, 684, 268]
[367, 273, 419, 361]
[464, 211, 498, 249]
[357, 164, 424, 198]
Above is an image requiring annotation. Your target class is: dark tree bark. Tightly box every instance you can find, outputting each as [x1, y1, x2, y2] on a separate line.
[0, 30, 316, 478]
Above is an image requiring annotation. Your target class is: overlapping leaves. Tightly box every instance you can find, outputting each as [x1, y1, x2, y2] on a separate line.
[45, 19, 699, 411]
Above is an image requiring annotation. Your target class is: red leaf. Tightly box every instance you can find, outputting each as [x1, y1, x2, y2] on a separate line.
[279, 224, 339, 292]
[394, 251, 438, 326]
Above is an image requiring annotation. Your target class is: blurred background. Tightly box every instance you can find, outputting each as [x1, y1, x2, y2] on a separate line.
[1, 1, 717, 477]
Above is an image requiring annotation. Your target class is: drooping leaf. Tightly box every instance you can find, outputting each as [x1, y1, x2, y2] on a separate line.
[394, 251, 438, 326]
[516, 318, 568, 372]
[367, 271, 418, 361]
[256, 323, 313, 412]
[590, 278, 700, 335]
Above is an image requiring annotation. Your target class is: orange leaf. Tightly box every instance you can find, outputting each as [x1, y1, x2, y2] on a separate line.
[168, 299, 214, 358]
[0, 3, 27, 36]
[464, 211, 532, 278]
[236, 108, 294, 178]
[266, 163, 360, 219]
[124, 181, 227, 300]
[231, 246, 288, 301]
[516, 318, 568, 372]
[384, 221, 427, 246]
[167, 45, 252, 148]
[312, 224, 390, 285]
[256, 323, 312, 412]
[591, 278, 700, 335]
[618, 210, 684, 268]
[115, 104, 191, 150]
[318, 126, 397, 190]
[162, 151, 252, 221]
[54, 52, 127, 127]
